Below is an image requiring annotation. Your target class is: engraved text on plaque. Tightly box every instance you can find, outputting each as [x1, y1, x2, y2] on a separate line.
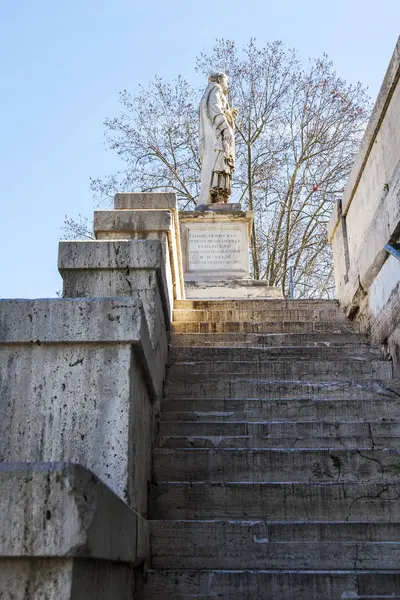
[188, 229, 243, 271]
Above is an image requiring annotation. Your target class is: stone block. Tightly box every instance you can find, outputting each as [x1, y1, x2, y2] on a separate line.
[58, 239, 170, 374]
[0, 558, 137, 599]
[114, 192, 177, 211]
[113, 192, 185, 300]
[93, 209, 183, 304]
[0, 463, 149, 598]
[179, 209, 253, 282]
[0, 462, 149, 563]
[0, 298, 156, 513]
[94, 209, 173, 234]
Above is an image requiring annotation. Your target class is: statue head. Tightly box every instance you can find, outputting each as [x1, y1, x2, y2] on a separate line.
[208, 72, 228, 94]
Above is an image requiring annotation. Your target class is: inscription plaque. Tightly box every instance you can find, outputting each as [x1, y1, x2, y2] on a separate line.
[188, 229, 243, 271]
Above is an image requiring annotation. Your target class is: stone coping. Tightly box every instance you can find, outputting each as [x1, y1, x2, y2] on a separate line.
[328, 36, 400, 238]
[58, 239, 170, 327]
[0, 462, 149, 565]
[0, 298, 158, 401]
[94, 209, 173, 234]
[114, 192, 177, 210]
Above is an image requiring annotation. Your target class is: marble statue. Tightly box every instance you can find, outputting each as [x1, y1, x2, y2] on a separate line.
[198, 72, 237, 206]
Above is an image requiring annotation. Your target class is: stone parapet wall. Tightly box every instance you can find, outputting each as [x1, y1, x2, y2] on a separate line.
[0, 192, 181, 597]
[0, 298, 155, 514]
[59, 238, 170, 379]
[328, 37, 400, 374]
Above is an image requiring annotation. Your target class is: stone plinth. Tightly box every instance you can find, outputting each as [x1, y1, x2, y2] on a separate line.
[0, 298, 156, 514]
[180, 208, 252, 282]
[0, 463, 148, 599]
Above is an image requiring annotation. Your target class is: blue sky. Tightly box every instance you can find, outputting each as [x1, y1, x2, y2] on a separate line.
[0, 0, 399, 297]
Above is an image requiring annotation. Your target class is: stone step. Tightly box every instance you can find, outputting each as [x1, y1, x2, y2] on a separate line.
[160, 434, 400, 449]
[142, 569, 400, 600]
[172, 319, 357, 334]
[149, 481, 400, 520]
[149, 520, 400, 569]
[173, 307, 347, 323]
[161, 397, 400, 424]
[168, 345, 381, 362]
[167, 359, 393, 381]
[158, 420, 400, 449]
[174, 299, 340, 310]
[171, 331, 368, 347]
[152, 448, 400, 483]
[164, 377, 400, 400]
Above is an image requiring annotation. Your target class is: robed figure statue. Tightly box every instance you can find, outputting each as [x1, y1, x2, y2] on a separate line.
[198, 72, 236, 206]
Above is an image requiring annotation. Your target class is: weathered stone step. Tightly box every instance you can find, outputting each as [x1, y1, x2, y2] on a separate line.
[142, 569, 400, 600]
[149, 520, 400, 569]
[160, 434, 400, 449]
[171, 331, 368, 347]
[169, 345, 381, 362]
[158, 420, 400, 449]
[152, 448, 400, 483]
[167, 359, 392, 381]
[161, 397, 400, 423]
[172, 319, 357, 334]
[164, 377, 400, 400]
[173, 307, 347, 323]
[174, 299, 340, 310]
[149, 481, 400, 520]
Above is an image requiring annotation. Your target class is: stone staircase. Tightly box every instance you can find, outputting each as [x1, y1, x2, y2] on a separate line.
[143, 299, 400, 599]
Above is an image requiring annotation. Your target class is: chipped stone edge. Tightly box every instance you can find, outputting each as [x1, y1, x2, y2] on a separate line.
[0, 462, 149, 565]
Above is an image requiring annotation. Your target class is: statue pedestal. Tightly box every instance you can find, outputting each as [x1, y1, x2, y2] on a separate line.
[179, 206, 283, 299]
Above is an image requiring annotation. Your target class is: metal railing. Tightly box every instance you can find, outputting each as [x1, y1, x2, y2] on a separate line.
[385, 242, 400, 260]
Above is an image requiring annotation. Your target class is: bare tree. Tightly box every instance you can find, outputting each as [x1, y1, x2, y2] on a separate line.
[66, 39, 370, 297]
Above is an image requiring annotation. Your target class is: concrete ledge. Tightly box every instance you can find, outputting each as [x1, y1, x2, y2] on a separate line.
[0, 297, 158, 402]
[0, 297, 148, 344]
[0, 462, 149, 564]
[58, 239, 170, 326]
